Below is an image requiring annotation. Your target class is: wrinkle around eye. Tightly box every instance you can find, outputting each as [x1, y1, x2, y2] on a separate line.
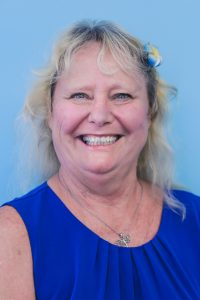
[111, 93, 137, 104]
[72, 93, 88, 99]
[63, 92, 93, 102]
[113, 93, 133, 99]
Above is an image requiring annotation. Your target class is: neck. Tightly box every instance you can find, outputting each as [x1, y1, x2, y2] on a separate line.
[56, 167, 141, 214]
[48, 168, 163, 248]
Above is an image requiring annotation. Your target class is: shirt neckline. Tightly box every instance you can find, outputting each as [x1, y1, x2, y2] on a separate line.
[45, 181, 168, 250]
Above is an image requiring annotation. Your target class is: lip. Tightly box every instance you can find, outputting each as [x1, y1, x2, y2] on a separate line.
[77, 134, 123, 147]
[76, 134, 124, 137]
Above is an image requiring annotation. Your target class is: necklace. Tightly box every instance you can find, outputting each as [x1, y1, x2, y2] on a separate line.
[57, 173, 143, 247]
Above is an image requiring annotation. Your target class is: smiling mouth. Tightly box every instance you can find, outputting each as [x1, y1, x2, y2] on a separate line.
[79, 135, 122, 146]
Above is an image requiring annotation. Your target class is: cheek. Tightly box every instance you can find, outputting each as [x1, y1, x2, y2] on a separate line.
[123, 107, 150, 133]
[133, 119, 150, 143]
[50, 104, 82, 135]
[139, 116, 150, 131]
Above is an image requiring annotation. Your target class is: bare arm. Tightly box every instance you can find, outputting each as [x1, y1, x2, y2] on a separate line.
[0, 206, 35, 300]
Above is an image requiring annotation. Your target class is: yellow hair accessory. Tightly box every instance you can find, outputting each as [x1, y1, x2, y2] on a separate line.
[144, 43, 162, 67]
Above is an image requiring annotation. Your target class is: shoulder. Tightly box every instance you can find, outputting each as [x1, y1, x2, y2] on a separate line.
[0, 206, 35, 299]
[0, 205, 26, 238]
[1, 181, 49, 211]
[170, 189, 200, 226]
[172, 188, 200, 201]
[9, 181, 48, 202]
[0, 182, 49, 271]
[0, 205, 29, 252]
[172, 189, 200, 210]
[0, 181, 51, 241]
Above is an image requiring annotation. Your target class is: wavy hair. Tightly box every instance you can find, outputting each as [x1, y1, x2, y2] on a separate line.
[17, 20, 185, 217]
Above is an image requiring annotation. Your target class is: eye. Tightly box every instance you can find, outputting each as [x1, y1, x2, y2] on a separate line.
[112, 93, 133, 101]
[70, 92, 89, 100]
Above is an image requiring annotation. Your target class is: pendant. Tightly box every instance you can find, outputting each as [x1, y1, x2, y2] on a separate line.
[115, 233, 131, 247]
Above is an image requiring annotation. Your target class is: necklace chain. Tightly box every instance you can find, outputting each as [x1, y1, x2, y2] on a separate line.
[58, 173, 143, 247]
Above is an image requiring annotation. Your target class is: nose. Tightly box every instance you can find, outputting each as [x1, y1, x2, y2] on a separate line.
[88, 98, 114, 126]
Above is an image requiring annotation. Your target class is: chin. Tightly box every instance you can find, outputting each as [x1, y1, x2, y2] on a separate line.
[82, 162, 116, 176]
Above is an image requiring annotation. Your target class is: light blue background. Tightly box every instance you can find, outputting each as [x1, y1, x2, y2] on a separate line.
[0, 0, 199, 203]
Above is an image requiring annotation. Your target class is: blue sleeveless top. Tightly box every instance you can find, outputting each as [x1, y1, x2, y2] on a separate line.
[2, 182, 200, 299]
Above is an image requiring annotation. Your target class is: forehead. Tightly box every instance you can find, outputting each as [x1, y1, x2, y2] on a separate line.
[70, 42, 118, 73]
[61, 42, 146, 88]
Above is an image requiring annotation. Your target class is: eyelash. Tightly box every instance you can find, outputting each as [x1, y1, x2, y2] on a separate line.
[70, 93, 89, 100]
[68, 92, 133, 102]
[112, 93, 133, 100]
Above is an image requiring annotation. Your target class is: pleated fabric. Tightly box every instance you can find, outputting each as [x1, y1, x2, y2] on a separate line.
[2, 182, 200, 299]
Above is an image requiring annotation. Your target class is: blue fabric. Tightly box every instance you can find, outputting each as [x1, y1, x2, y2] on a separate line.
[2, 182, 200, 299]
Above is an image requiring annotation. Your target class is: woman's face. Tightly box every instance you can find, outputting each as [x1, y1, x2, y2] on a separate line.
[49, 43, 150, 180]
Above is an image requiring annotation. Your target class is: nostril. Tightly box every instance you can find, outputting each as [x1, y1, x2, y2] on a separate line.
[88, 105, 114, 125]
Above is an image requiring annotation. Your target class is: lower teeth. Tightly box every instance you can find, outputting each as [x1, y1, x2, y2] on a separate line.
[85, 141, 115, 145]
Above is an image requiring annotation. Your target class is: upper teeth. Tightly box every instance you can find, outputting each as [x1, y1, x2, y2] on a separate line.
[82, 135, 118, 145]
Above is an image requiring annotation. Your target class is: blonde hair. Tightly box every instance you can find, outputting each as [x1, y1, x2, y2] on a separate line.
[18, 20, 185, 217]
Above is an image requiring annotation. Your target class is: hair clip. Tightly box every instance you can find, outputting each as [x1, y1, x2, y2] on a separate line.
[143, 43, 162, 67]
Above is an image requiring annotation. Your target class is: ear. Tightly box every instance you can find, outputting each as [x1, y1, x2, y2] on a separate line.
[47, 112, 53, 130]
[146, 109, 152, 129]
[147, 114, 152, 128]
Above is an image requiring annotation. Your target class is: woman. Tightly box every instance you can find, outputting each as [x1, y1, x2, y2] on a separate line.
[0, 20, 200, 299]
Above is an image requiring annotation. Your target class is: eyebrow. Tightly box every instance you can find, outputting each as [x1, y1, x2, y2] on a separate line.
[64, 83, 142, 93]
[65, 85, 94, 92]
